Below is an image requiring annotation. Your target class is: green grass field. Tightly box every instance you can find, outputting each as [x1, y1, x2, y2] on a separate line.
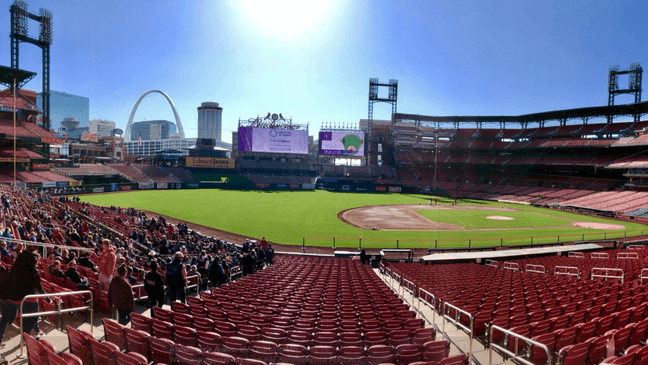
[80, 190, 648, 248]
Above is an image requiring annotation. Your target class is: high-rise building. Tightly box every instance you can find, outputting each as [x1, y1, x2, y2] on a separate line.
[89, 119, 116, 138]
[36, 90, 89, 132]
[130, 120, 177, 141]
[197, 102, 223, 142]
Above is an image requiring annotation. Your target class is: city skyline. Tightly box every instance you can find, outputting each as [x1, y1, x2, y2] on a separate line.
[1, 0, 647, 144]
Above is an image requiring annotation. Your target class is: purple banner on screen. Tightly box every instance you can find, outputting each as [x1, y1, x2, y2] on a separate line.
[237, 127, 308, 154]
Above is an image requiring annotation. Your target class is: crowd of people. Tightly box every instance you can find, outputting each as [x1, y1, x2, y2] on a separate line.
[0, 185, 277, 337]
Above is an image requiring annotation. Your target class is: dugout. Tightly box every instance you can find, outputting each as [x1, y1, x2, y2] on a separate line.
[316, 177, 375, 192]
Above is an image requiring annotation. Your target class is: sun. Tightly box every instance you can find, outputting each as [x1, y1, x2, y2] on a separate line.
[240, 0, 332, 35]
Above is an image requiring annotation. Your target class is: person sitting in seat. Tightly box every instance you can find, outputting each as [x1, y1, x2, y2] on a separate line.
[65, 261, 89, 289]
[48, 260, 65, 278]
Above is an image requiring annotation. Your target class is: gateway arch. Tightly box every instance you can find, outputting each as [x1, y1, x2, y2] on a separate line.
[125, 90, 185, 141]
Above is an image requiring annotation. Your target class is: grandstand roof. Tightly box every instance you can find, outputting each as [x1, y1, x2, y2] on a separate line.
[395, 101, 648, 127]
[0, 65, 36, 89]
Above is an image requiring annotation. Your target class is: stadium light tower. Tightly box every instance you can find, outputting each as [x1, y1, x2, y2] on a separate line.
[608, 63, 643, 123]
[367, 78, 397, 166]
[10, 0, 53, 130]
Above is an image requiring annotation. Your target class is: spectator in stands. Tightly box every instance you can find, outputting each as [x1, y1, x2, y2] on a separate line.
[49, 260, 65, 278]
[360, 249, 368, 265]
[0, 250, 45, 346]
[166, 251, 187, 304]
[10, 242, 23, 260]
[78, 251, 97, 272]
[241, 251, 255, 276]
[208, 257, 225, 288]
[144, 261, 164, 314]
[257, 247, 266, 270]
[98, 239, 116, 291]
[266, 244, 275, 266]
[108, 264, 134, 325]
[260, 236, 268, 251]
[65, 261, 88, 289]
[65, 251, 76, 265]
[126, 266, 137, 285]
[0, 242, 10, 258]
[1, 228, 11, 244]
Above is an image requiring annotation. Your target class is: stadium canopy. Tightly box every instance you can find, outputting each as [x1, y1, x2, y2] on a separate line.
[395, 101, 648, 128]
[0, 65, 36, 90]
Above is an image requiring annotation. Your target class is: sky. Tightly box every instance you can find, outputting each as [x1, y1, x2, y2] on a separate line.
[1, 0, 648, 143]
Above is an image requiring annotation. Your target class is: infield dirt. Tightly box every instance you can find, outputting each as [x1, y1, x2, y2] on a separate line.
[338, 204, 519, 231]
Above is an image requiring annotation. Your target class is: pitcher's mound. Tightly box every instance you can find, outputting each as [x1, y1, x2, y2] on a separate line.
[572, 222, 625, 230]
[487, 216, 514, 220]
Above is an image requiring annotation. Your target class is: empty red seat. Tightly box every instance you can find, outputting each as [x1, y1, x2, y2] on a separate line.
[367, 344, 395, 365]
[123, 327, 151, 359]
[557, 342, 591, 365]
[103, 318, 127, 351]
[148, 336, 175, 365]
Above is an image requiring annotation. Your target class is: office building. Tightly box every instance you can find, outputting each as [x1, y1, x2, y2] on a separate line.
[89, 119, 116, 138]
[197, 102, 223, 142]
[37, 90, 89, 132]
[130, 120, 177, 141]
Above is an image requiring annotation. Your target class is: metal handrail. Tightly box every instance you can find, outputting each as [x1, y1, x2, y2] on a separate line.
[525, 264, 546, 274]
[489, 324, 551, 365]
[417, 287, 436, 324]
[0, 237, 91, 260]
[485, 259, 498, 268]
[628, 245, 646, 250]
[131, 283, 150, 301]
[402, 278, 416, 297]
[568, 252, 585, 258]
[591, 267, 624, 283]
[442, 301, 474, 360]
[393, 273, 402, 298]
[591, 252, 610, 259]
[553, 266, 580, 279]
[617, 252, 639, 259]
[19, 290, 94, 357]
[641, 269, 648, 285]
[230, 266, 243, 281]
[185, 273, 201, 292]
[502, 262, 519, 271]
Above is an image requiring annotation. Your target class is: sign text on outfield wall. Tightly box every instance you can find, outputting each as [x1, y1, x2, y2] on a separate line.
[185, 157, 235, 169]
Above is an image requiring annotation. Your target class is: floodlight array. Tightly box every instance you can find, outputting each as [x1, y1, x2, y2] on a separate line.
[13, 0, 28, 36]
[39, 8, 53, 45]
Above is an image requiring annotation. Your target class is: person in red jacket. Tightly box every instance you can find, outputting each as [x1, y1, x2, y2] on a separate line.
[107, 264, 134, 325]
[98, 239, 116, 291]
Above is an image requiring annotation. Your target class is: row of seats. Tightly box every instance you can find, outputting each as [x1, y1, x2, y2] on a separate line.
[102, 317, 466, 365]
[135, 310, 430, 349]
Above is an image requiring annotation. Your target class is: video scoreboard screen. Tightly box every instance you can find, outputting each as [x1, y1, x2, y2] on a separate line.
[319, 131, 365, 156]
[238, 127, 308, 154]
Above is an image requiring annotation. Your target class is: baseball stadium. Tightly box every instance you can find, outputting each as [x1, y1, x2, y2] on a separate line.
[1, 1, 648, 365]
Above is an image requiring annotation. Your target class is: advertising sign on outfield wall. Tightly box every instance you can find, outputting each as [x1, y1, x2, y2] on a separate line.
[389, 186, 402, 193]
[157, 183, 168, 189]
[302, 183, 316, 190]
[139, 182, 154, 189]
[185, 157, 235, 169]
[42, 182, 56, 188]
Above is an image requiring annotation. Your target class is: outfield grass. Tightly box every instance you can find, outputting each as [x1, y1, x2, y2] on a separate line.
[80, 190, 648, 248]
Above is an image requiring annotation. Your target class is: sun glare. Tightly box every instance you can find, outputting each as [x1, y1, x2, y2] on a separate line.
[240, 0, 332, 35]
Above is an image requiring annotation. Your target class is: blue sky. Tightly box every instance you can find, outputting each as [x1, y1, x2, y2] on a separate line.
[1, 0, 647, 142]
